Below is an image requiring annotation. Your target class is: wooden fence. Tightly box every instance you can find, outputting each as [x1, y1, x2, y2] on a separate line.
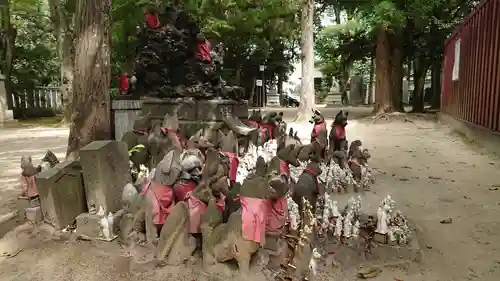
[441, 0, 500, 132]
[11, 87, 63, 118]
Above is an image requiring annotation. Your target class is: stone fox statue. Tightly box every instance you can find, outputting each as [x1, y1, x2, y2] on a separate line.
[201, 156, 279, 275]
[292, 161, 323, 213]
[328, 109, 349, 159]
[309, 109, 328, 161]
[121, 112, 152, 170]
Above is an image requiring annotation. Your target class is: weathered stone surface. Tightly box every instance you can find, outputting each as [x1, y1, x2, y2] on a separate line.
[112, 100, 143, 141]
[16, 198, 31, 219]
[141, 98, 248, 138]
[0, 73, 14, 124]
[75, 212, 102, 238]
[25, 206, 43, 224]
[80, 141, 131, 213]
[36, 161, 87, 229]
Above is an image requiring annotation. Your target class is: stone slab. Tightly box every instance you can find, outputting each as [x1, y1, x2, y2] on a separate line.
[75, 212, 102, 239]
[25, 206, 43, 224]
[79, 141, 131, 214]
[112, 100, 143, 141]
[36, 161, 87, 229]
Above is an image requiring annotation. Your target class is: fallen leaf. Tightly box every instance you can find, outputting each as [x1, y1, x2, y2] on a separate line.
[440, 218, 452, 224]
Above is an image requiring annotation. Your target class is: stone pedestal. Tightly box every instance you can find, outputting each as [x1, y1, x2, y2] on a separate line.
[325, 92, 343, 105]
[111, 99, 143, 141]
[79, 141, 131, 214]
[111, 98, 249, 140]
[36, 161, 88, 229]
[0, 73, 14, 124]
[141, 98, 248, 137]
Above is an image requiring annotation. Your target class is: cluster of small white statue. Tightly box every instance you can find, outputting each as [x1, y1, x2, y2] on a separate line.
[316, 194, 362, 239]
[235, 141, 277, 184]
[319, 160, 355, 192]
[375, 195, 411, 245]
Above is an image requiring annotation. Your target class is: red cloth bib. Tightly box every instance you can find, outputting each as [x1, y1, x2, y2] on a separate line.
[260, 123, 276, 139]
[279, 160, 290, 179]
[186, 192, 207, 234]
[266, 196, 288, 234]
[304, 167, 320, 193]
[219, 151, 239, 181]
[197, 40, 212, 63]
[333, 125, 346, 139]
[247, 120, 260, 128]
[241, 196, 271, 245]
[173, 180, 197, 202]
[118, 75, 129, 92]
[20, 175, 38, 197]
[311, 120, 324, 139]
[145, 12, 160, 29]
[141, 181, 175, 225]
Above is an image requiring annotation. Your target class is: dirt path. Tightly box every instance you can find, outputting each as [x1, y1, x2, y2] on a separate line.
[0, 126, 68, 215]
[1, 117, 500, 281]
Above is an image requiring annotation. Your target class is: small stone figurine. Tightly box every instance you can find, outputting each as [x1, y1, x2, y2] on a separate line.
[332, 200, 340, 217]
[352, 220, 360, 238]
[334, 215, 343, 237]
[387, 228, 396, 245]
[343, 211, 353, 238]
[375, 205, 390, 234]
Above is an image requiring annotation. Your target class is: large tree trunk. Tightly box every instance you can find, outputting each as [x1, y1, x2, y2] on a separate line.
[339, 62, 349, 105]
[373, 29, 393, 114]
[66, 0, 112, 159]
[390, 36, 404, 112]
[367, 52, 375, 104]
[294, 0, 315, 122]
[411, 56, 429, 113]
[430, 59, 442, 109]
[1, 2, 15, 110]
[373, 28, 405, 114]
[48, 0, 75, 122]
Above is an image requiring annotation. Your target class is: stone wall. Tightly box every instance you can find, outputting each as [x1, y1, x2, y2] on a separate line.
[111, 100, 143, 141]
[111, 98, 248, 140]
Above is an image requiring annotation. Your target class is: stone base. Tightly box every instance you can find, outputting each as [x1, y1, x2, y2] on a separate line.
[141, 98, 248, 137]
[26, 207, 43, 224]
[75, 212, 117, 241]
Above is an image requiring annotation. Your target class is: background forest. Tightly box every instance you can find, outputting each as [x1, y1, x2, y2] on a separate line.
[0, 0, 479, 117]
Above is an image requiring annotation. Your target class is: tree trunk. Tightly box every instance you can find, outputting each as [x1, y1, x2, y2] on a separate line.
[430, 59, 442, 109]
[66, 0, 112, 159]
[1, 2, 15, 110]
[48, 0, 75, 122]
[278, 69, 284, 106]
[367, 52, 375, 104]
[390, 36, 404, 112]
[411, 56, 429, 113]
[339, 62, 349, 105]
[294, 0, 315, 122]
[373, 29, 393, 114]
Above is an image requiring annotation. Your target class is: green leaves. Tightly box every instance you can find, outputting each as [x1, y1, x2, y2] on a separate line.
[128, 144, 145, 156]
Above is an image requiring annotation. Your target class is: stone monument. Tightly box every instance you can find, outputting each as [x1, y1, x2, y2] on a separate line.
[123, 5, 249, 136]
[325, 77, 342, 105]
[348, 74, 366, 105]
[0, 72, 14, 124]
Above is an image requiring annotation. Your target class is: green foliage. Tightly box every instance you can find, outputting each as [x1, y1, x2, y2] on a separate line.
[315, 18, 373, 80]
[4, 0, 59, 91]
[129, 144, 145, 156]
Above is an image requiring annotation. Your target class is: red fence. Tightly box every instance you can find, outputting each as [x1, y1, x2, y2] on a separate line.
[441, 0, 500, 132]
